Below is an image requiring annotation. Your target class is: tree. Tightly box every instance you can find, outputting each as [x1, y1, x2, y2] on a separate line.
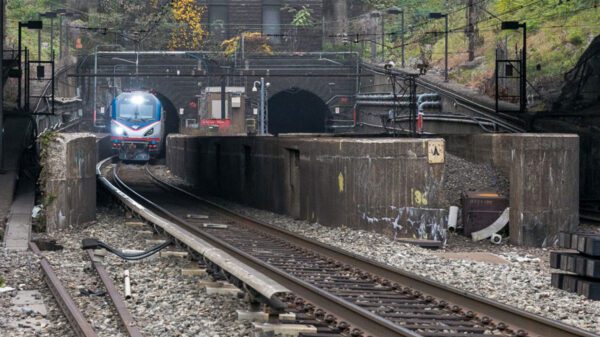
[221, 32, 273, 57]
[169, 0, 208, 50]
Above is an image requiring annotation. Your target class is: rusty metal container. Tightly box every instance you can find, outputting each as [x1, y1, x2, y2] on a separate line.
[461, 192, 508, 236]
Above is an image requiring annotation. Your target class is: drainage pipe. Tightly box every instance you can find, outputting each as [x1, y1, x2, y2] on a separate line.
[418, 101, 441, 113]
[417, 93, 440, 105]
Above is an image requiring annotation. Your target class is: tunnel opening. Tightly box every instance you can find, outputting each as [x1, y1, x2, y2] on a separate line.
[152, 91, 180, 136]
[267, 88, 329, 134]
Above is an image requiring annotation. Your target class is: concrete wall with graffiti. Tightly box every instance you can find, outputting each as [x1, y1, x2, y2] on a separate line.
[167, 135, 447, 242]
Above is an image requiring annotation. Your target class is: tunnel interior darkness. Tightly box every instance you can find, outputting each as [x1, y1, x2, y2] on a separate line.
[268, 88, 329, 134]
[152, 91, 180, 136]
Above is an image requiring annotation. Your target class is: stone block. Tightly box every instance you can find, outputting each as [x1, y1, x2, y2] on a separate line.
[508, 134, 579, 247]
[44, 133, 96, 233]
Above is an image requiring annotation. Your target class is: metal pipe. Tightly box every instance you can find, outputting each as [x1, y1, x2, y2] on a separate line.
[356, 100, 410, 106]
[417, 93, 440, 105]
[124, 270, 131, 299]
[418, 101, 441, 113]
[356, 94, 410, 100]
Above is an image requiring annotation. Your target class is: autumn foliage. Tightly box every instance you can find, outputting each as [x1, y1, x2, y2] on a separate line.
[221, 32, 273, 57]
[169, 0, 208, 50]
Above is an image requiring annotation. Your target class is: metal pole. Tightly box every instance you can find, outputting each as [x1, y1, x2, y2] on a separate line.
[37, 15, 41, 62]
[260, 77, 265, 135]
[220, 76, 226, 120]
[50, 17, 54, 56]
[59, 16, 62, 59]
[0, 1, 4, 172]
[381, 15, 385, 61]
[521, 22, 527, 113]
[444, 15, 448, 82]
[93, 46, 97, 119]
[24, 47, 28, 111]
[18, 23, 22, 108]
[51, 51, 55, 115]
[264, 84, 268, 134]
[401, 10, 405, 68]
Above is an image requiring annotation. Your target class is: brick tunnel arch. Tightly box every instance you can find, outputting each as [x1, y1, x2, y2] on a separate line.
[268, 88, 329, 134]
[152, 91, 180, 137]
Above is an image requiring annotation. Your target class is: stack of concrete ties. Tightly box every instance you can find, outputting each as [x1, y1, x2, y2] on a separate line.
[550, 232, 600, 300]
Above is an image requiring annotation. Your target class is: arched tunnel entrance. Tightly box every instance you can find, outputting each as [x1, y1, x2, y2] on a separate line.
[268, 88, 329, 134]
[152, 91, 180, 136]
[152, 91, 179, 158]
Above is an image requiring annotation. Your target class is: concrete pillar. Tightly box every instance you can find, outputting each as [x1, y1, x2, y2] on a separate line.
[509, 134, 579, 247]
[42, 133, 96, 232]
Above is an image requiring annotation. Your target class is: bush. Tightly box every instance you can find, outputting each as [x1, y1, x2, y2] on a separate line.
[567, 31, 584, 46]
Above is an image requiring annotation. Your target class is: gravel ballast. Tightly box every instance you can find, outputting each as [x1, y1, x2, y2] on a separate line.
[0, 249, 75, 337]
[35, 206, 252, 337]
[151, 164, 600, 334]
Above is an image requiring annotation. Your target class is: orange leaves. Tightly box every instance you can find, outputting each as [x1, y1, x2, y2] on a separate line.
[221, 32, 273, 57]
[169, 0, 208, 50]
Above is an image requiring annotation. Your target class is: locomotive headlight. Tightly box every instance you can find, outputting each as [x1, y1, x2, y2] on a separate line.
[144, 127, 155, 137]
[114, 126, 125, 136]
[131, 95, 145, 105]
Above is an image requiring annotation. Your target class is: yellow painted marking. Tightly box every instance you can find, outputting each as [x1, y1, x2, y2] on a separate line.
[338, 172, 344, 193]
[411, 189, 428, 206]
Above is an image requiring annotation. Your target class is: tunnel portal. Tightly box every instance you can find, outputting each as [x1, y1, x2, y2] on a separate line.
[267, 88, 329, 134]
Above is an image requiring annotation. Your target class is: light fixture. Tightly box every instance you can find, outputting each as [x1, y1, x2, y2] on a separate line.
[114, 126, 125, 136]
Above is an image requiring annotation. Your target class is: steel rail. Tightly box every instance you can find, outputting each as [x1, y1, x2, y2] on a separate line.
[108, 164, 420, 337]
[141, 166, 599, 337]
[360, 62, 526, 133]
[85, 250, 143, 337]
[29, 242, 98, 337]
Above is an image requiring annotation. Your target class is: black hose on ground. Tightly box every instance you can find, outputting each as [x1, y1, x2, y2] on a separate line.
[81, 238, 172, 261]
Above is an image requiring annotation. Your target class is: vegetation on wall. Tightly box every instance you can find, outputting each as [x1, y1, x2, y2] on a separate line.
[353, 0, 599, 100]
[221, 32, 273, 57]
[283, 4, 315, 26]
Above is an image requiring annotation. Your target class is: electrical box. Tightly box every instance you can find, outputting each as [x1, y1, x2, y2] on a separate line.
[461, 192, 508, 236]
[231, 96, 241, 108]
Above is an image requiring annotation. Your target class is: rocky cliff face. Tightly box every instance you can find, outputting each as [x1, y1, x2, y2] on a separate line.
[554, 35, 600, 113]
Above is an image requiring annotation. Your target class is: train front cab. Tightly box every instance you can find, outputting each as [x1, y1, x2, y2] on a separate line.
[111, 92, 163, 161]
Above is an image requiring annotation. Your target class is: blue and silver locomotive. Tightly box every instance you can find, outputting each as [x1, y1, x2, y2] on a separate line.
[110, 91, 164, 161]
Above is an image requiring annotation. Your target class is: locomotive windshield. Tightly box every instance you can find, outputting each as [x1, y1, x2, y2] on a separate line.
[116, 94, 158, 121]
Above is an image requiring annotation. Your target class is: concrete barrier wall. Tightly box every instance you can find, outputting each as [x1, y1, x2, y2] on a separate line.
[444, 133, 579, 247]
[167, 135, 448, 241]
[44, 133, 97, 232]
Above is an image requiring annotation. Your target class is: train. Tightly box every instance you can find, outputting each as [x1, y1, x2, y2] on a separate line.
[110, 91, 165, 161]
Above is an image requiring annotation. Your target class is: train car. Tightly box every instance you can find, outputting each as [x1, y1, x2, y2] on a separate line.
[110, 91, 164, 161]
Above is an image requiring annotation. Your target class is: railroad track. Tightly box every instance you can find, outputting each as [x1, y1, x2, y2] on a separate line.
[29, 240, 142, 337]
[99, 159, 598, 337]
[360, 62, 527, 133]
